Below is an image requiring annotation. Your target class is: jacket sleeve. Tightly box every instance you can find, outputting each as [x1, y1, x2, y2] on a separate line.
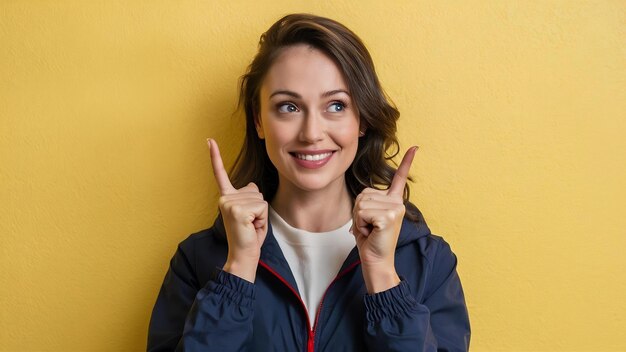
[147, 244, 256, 352]
[363, 239, 470, 352]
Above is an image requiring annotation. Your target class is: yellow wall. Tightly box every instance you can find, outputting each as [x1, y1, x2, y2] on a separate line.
[2, 1, 625, 350]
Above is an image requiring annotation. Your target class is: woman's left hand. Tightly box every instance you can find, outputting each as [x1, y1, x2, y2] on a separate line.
[352, 146, 417, 293]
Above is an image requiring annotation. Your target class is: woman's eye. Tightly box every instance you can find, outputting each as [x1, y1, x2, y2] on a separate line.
[278, 103, 299, 113]
[327, 102, 345, 113]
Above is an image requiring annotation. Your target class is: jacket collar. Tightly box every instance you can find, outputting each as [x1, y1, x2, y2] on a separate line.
[258, 221, 300, 292]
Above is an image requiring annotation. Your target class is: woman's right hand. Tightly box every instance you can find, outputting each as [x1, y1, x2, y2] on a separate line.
[207, 138, 268, 283]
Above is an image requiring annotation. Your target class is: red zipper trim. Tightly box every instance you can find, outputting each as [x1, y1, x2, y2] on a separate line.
[258, 260, 313, 350]
[258, 259, 361, 352]
[307, 330, 314, 352]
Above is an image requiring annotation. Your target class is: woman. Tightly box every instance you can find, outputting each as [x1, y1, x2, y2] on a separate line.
[148, 14, 470, 351]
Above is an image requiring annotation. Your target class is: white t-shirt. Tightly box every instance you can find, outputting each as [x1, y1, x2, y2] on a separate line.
[269, 207, 356, 328]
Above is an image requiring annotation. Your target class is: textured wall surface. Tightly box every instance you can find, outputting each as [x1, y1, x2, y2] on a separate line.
[1, 1, 625, 350]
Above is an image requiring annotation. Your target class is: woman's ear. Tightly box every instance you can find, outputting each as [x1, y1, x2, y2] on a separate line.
[358, 126, 367, 137]
[255, 113, 265, 139]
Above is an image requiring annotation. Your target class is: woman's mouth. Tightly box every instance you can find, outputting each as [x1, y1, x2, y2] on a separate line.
[294, 152, 333, 161]
[290, 151, 335, 169]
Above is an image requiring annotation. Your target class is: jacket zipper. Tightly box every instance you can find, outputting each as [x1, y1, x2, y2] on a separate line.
[259, 259, 361, 352]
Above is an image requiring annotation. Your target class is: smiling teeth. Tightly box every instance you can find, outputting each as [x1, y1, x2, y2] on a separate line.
[295, 152, 332, 161]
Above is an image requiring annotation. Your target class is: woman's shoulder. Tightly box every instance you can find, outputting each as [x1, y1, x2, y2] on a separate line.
[170, 217, 229, 285]
[400, 202, 459, 264]
[176, 216, 228, 255]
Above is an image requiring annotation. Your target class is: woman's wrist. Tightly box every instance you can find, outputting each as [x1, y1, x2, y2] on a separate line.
[223, 257, 259, 283]
[361, 263, 401, 294]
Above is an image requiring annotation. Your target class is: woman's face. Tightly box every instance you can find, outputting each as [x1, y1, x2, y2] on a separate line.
[256, 44, 360, 194]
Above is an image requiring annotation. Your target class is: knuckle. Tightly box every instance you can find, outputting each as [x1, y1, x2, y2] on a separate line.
[254, 200, 267, 211]
[230, 204, 244, 217]
[355, 193, 363, 203]
[389, 206, 405, 220]
[243, 182, 259, 192]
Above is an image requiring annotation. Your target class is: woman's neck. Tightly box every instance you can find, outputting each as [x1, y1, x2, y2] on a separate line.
[270, 180, 353, 232]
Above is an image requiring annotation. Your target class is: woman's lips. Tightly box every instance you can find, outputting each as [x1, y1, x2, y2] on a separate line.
[290, 151, 335, 169]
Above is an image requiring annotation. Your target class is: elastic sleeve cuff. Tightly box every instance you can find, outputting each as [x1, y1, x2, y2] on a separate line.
[364, 278, 418, 323]
[205, 267, 256, 308]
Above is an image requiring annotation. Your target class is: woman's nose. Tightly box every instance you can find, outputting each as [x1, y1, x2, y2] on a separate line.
[299, 112, 325, 143]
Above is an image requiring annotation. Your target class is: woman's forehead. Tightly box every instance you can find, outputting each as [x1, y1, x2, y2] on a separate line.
[261, 45, 349, 98]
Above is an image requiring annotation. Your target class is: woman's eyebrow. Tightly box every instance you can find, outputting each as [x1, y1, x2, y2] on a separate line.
[269, 89, 350, 99]
[321, 89, 350, 98]
[270, 90, 301, 99]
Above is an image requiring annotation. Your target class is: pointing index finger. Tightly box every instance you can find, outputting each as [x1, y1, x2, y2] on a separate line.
[207, 138, 236, 195]
[387, 146, 418, 197]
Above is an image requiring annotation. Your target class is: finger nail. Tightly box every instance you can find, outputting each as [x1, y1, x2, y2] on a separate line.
[206, 138, 212, 149]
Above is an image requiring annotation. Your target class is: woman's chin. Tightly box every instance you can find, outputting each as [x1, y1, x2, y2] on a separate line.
[282, 174, 347, 194]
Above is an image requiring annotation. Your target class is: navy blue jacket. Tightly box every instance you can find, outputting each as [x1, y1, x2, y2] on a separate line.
[148, 205, 470, 351]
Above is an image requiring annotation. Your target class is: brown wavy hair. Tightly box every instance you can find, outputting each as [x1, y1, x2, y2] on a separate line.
[229, 13, 419, 221]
